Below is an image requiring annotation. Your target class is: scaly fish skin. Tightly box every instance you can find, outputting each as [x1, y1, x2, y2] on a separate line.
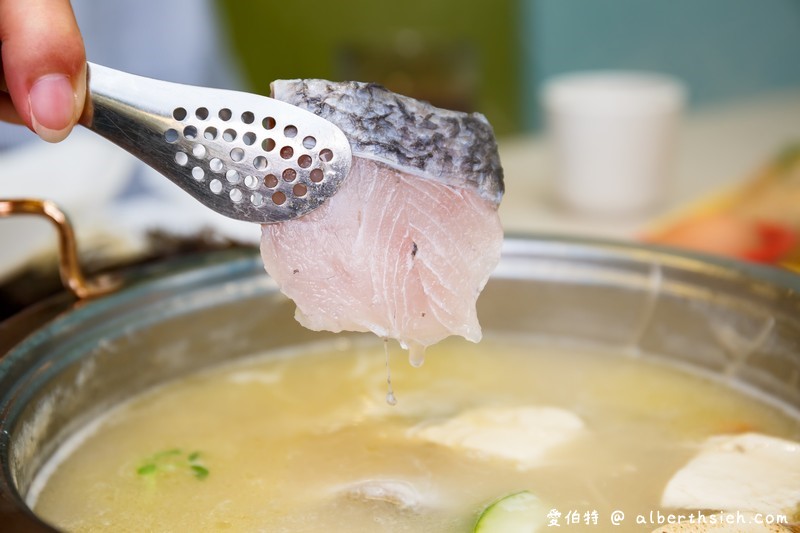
[271, 79, 504, 206]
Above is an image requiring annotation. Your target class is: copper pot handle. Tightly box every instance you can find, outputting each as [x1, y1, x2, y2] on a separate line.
[0, 198, 119, 299]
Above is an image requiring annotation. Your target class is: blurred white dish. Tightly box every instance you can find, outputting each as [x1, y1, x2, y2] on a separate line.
[543, 71, 685, 215]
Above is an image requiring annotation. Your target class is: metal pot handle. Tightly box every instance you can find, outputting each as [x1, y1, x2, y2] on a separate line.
[0, 198, 119, 299]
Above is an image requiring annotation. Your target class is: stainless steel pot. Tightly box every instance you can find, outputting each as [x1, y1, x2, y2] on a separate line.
[1, 237, 799, 531]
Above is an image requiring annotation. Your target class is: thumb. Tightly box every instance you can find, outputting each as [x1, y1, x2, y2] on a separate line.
[0, 0, 86, 142]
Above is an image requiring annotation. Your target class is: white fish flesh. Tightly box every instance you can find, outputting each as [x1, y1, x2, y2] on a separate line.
[407, 406, 586, 469]
[661, 432, 800, 516]
[261, 80, 504, 353]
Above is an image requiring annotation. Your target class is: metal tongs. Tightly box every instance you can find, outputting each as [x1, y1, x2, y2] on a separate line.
[80, 63, 352, 224]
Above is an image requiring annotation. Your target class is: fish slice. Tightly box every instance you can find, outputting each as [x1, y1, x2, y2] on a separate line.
[80, 63, 352, 224]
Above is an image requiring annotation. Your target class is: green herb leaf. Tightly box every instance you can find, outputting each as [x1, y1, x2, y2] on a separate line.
[136, 448, 209, 480]
[190, 465, 209, 479]
[137, 463, 157, 476]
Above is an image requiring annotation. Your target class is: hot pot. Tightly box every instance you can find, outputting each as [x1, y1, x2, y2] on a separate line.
[1, 235, 799, 530]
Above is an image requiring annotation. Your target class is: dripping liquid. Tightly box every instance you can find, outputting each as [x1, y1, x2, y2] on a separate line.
[408, 343, 426, 368]
[383, 339, 397, 406]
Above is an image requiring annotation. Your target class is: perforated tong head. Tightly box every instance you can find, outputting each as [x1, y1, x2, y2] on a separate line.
[80, 62, 352, 224]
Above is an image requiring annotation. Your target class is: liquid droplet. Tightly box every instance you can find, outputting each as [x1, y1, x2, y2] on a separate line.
[408, 343, 426, 368]
[383, 339, 397, 406]
[386, 390, 397, 406]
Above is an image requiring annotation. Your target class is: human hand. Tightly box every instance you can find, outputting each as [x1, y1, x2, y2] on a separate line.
[0, 0, 86, 142]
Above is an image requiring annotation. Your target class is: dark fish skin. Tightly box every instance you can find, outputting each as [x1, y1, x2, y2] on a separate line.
[271, 79, 504, 206]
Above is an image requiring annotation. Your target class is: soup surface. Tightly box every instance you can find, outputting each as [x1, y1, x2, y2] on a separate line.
[31, 336, 800, 532]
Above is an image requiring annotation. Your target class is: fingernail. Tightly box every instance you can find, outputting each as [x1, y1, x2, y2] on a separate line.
[29, 74, 76, 143]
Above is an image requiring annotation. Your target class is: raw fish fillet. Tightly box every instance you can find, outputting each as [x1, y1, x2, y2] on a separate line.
[261, 80, 504, 352]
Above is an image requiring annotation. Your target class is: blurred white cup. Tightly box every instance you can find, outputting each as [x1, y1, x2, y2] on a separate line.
[543, 71, 685, 215]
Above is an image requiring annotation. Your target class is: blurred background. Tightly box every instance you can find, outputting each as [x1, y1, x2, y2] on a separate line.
[219, 0, 519, 134]
[2, 0, 800, 314]
[220, 0, 800, 134]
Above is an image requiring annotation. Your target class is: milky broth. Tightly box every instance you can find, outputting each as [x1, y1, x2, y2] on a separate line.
[31, 336, 800, 532]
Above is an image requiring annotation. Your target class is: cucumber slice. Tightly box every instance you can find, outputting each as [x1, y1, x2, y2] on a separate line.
[474, 491, 548, 533]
